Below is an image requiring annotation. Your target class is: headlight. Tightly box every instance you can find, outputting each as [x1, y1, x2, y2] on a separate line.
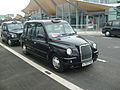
[92, 43, 97, 49]
[66, 48, 72, 55]
[10, 33, 17, 38]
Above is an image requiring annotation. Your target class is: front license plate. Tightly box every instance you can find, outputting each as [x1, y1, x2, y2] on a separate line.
[82, 60, 93, 67]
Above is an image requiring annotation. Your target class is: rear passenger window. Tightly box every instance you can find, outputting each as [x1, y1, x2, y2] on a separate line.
[27, 23, 35, 36]
[112, 21, 119, 27]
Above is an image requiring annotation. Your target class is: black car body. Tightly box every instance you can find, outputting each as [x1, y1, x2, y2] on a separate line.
[21, 19, 98, 72]
[1, 21, 23, 46]
[102, 20, 120, 37]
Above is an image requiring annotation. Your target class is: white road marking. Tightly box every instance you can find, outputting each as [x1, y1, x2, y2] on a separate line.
[108, 46, 120, 49]
[113, 46, 120, 49]
[102, 37, 112, 39]
[97, 59, 107, 63]
[0, 42, 83, 90]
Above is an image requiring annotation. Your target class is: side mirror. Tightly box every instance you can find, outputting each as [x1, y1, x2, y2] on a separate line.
[74, 30, 77, 34]
[37, 34, 45, 39]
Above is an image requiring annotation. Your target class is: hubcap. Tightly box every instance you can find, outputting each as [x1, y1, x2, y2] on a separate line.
[8, 40, 12, 45]
[52, 56, 60, 69]
[23, 45, 27, 53]
[106, 31, 110, 36]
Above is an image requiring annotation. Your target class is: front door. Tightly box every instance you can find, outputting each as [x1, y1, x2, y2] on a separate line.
[111, 21, 120, 36]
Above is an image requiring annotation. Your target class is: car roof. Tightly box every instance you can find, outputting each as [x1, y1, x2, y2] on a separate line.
[3, 21, 22, 24]
[25, 19, 67, 24]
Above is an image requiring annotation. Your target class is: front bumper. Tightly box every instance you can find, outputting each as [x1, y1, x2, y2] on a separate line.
[9, 38, 20, 44]
[60, 50, 99, 68]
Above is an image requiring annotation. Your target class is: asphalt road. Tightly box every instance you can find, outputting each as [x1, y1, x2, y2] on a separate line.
[0, 31, 120, 90]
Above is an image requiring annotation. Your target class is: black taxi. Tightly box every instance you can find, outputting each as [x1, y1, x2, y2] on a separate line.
[102, 20, 120, 37]
[21, 19, 98, 72]
[1, 21, 23, 46]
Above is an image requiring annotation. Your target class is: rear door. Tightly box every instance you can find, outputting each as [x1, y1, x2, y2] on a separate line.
[32, 23, 49, 59]
[25, 23, 36, 53]
[1, 24, 8, 41]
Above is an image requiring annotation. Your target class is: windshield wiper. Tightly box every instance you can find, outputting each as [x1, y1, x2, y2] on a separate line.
[67, 33, 76, 36]
[61, 34, 67, 36]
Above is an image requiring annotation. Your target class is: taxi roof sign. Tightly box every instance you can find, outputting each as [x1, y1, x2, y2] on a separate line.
[12, 21, 17, 24]
[51, 18, 61, 23]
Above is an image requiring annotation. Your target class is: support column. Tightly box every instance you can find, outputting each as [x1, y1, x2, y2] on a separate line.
[86, 15, 89, 30]
[98, 15, 100, 29]
[80, 12, 83, 29]
[56, 6, 58, 18]
[76, 2, 79, 29]
[68, 3, 71, 24]
[62, 4, 64, 20]
[40, 8, 42, 19]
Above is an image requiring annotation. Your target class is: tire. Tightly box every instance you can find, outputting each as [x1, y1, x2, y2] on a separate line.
[7, 39, 12, 46]
[22, 44, 29, 55]
[51, 55, 64, 72]
[105, 31, 111, 37]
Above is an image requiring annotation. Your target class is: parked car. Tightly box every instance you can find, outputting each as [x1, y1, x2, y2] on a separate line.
[102, 20, 120, 37]
[1, 21, 23, 46]
[21, 19, 98, 72]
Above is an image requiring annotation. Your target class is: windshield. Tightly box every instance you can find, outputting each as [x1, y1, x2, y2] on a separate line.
[45, 22, 75, 38]
[7, 23, 23, 31]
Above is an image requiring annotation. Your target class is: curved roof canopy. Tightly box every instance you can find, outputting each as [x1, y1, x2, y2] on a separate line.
[76, 0, 112, 12]
[22, 0, 112, 15]
[35, 0, 56, 15]
[22, 0, 39, 14]
[14, 14, 23, 20]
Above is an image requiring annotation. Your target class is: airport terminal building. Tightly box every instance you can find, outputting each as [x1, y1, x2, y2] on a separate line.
[23, 0, 120, 29]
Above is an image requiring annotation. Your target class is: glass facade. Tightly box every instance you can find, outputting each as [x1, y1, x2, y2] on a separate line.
[56, 1, 109, 29]
[108, 0, 118, 20]
[30, 0, 118, 29]
[84, 0, 108, 3]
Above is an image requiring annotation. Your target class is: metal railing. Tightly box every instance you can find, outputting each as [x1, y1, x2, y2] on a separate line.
[71, 24, 99, 31]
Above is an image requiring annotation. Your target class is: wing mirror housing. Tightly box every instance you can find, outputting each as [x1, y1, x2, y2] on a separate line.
[37, 34, 45, 39]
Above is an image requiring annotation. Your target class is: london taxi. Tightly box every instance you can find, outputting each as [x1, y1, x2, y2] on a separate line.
[102, 20, 120, 37]
[1, 21, 23, 46]
[21, 19, 98, 72]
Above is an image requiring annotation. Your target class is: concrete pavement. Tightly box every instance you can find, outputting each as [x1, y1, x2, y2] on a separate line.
[0, 45, 69, 90]
[77, 30, 102, 36]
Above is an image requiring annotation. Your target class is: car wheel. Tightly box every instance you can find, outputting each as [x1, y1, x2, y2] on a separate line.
[51, 55, 64, 72]
[7, 39, 12, 46]
[22, 44, 29, 55]
[105, 31, 111, 37]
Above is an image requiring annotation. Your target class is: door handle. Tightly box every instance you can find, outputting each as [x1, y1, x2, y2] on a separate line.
[25, 39, 27, 41]
[34, 42, 37, 44]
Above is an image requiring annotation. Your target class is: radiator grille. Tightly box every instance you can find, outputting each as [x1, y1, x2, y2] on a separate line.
[80, 44, 92, 61]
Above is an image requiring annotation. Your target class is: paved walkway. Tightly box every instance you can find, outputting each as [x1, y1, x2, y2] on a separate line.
[0, 45, 68, 90]
[77, 30, 102, 36]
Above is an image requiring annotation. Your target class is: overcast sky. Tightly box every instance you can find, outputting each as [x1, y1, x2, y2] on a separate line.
[0, 0, 30, 16]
